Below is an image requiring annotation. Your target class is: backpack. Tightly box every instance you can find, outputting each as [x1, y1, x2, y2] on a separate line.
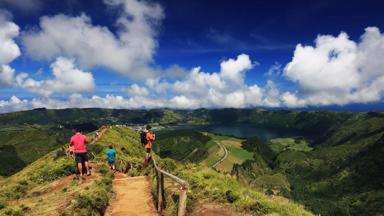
[140, 131, 148, 146]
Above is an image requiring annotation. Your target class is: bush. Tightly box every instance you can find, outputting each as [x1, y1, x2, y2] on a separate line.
[54, 149, 66, 160]
[0, 199, 7, 210]
[225, 190, 239, 203]
[3, 206, 25, 216]
[71, 167, 113, 216]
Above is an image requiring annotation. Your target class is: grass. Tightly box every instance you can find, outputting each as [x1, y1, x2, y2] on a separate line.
[0, 125, 72, 176]
[269, 137, 313, 154]
[215, 142, 254, 173]
[0, 128, 113, 216]
[199, 139, 222, 167]
[91, 126, 313, 216]
[178, 166, 313, 216]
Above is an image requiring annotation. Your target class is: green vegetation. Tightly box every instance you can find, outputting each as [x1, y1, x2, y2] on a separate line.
[154, 129, 212, 163]
[96, 126, 313, 216]
[167, 164, 312, 216]
[71, 166, 114, 215]
[233, 112, 384, 216]
[0, 125, 72, 176]
[0, 128, 114, 216]
[0, 108, 383, 215]
[269, 137, 312, 154]
[214, 138, 253, 173]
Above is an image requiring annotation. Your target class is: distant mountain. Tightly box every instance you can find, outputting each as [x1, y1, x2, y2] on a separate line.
[0, 108, 356, 134]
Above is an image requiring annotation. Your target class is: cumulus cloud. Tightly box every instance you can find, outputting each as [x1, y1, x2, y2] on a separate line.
[143, 54, 278, 108]
[0, 13, 20, 65]
[0, 54, 276, 112]
[22, 0, 164, 79]
[3, 27, 384, 113]
[123, 84, 149, 97]
[16, 57, 95, 96]
[283, 27, 384, 106]
[0, 96, 30, 113]
[0, 65, 15, 87]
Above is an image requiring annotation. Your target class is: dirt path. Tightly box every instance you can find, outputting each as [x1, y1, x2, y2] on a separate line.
[210, 141, 229, 168]
[91, 127, 107, 144]
[105, 172, 158, 216]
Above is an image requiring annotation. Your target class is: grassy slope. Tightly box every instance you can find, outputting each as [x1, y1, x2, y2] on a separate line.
[153, 129, 212, 163]
[269, 138, 312, 154]
[0, 129, 114, 216]
[0, 126, 312, 216]
[133, 129, 313, 215]
[214, 137, 253, 173]
[0, 125, 72, 176]
[283, 113, 384, 215]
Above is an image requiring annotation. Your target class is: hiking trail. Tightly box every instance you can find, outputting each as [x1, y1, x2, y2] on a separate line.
[91, 127, 107, 144]
[105, 172, 158, 216]
[210, 141, 229, 168]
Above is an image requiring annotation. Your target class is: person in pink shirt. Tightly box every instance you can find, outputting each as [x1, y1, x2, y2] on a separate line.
[70, 129, 90, 176]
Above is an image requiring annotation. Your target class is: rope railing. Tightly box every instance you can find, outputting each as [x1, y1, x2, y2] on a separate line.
[151, 154, 189, 216]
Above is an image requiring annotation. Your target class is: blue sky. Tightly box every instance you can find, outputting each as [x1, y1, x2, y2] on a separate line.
[0, 0, 384, 112]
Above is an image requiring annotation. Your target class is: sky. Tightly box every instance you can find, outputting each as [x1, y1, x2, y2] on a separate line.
[0, 0, 384, 112]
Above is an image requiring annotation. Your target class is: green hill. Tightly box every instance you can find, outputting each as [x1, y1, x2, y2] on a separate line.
[0, 126, 313, 216]
[0, 108, 383, 215]
[153, 129, 212, 163]
[0, 125, 72, 176]
[232, 112, 384, 215]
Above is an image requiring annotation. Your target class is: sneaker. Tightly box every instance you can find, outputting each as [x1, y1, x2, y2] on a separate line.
[87, 171, 91, 176]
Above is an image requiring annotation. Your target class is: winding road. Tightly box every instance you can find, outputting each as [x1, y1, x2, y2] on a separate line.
[209, 141, 229, 168]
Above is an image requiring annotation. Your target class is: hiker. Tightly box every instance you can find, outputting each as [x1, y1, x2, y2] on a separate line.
[106, 145, 116, 170]
[70, 129, 91, 176]
[143, 125, 155, 167]
[66, 145, 74, 156]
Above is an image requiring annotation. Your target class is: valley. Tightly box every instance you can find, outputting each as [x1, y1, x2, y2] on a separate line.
[0, 108, 382, 215]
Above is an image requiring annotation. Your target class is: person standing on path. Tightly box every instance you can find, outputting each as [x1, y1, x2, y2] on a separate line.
[144, 125, 155, 167]
[70, 129, 91, 177]
[106, 145, 117, 170]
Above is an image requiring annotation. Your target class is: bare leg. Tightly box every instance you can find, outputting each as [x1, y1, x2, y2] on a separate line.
[144, 153, 149, 167]
[85, 161, 90, 175]
[77, 163, 83, 176]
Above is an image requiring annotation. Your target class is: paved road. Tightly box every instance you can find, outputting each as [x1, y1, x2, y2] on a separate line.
[210, 141, 229, 168]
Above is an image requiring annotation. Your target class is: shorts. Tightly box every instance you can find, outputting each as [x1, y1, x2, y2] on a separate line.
[75, 152, 88, 164]
[146, 148, 151, 153]
[108, 160, 115, 166]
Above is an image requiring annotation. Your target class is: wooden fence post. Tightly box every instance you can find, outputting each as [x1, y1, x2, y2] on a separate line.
[157, 171, 163, 212]
[178, 187, 187, 216]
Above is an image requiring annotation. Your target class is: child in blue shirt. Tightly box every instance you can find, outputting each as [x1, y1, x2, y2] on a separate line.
[106, 145, 116, 170]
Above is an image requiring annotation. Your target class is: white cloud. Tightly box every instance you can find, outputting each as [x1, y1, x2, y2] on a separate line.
[0, 13, 20, 65]
[16, 57, 95, 96]
[283, 27, 384, 106]
[0, 65, 15, 87]
[123, 84, 149, 97]
[22, 0, 164, 79]
[0, 96, 30, 113]
[2, 27, 384, 113]
[265, 62, 282, 78]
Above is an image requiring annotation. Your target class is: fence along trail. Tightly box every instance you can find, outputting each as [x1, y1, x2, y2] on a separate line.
[104, 126, 189, 216]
